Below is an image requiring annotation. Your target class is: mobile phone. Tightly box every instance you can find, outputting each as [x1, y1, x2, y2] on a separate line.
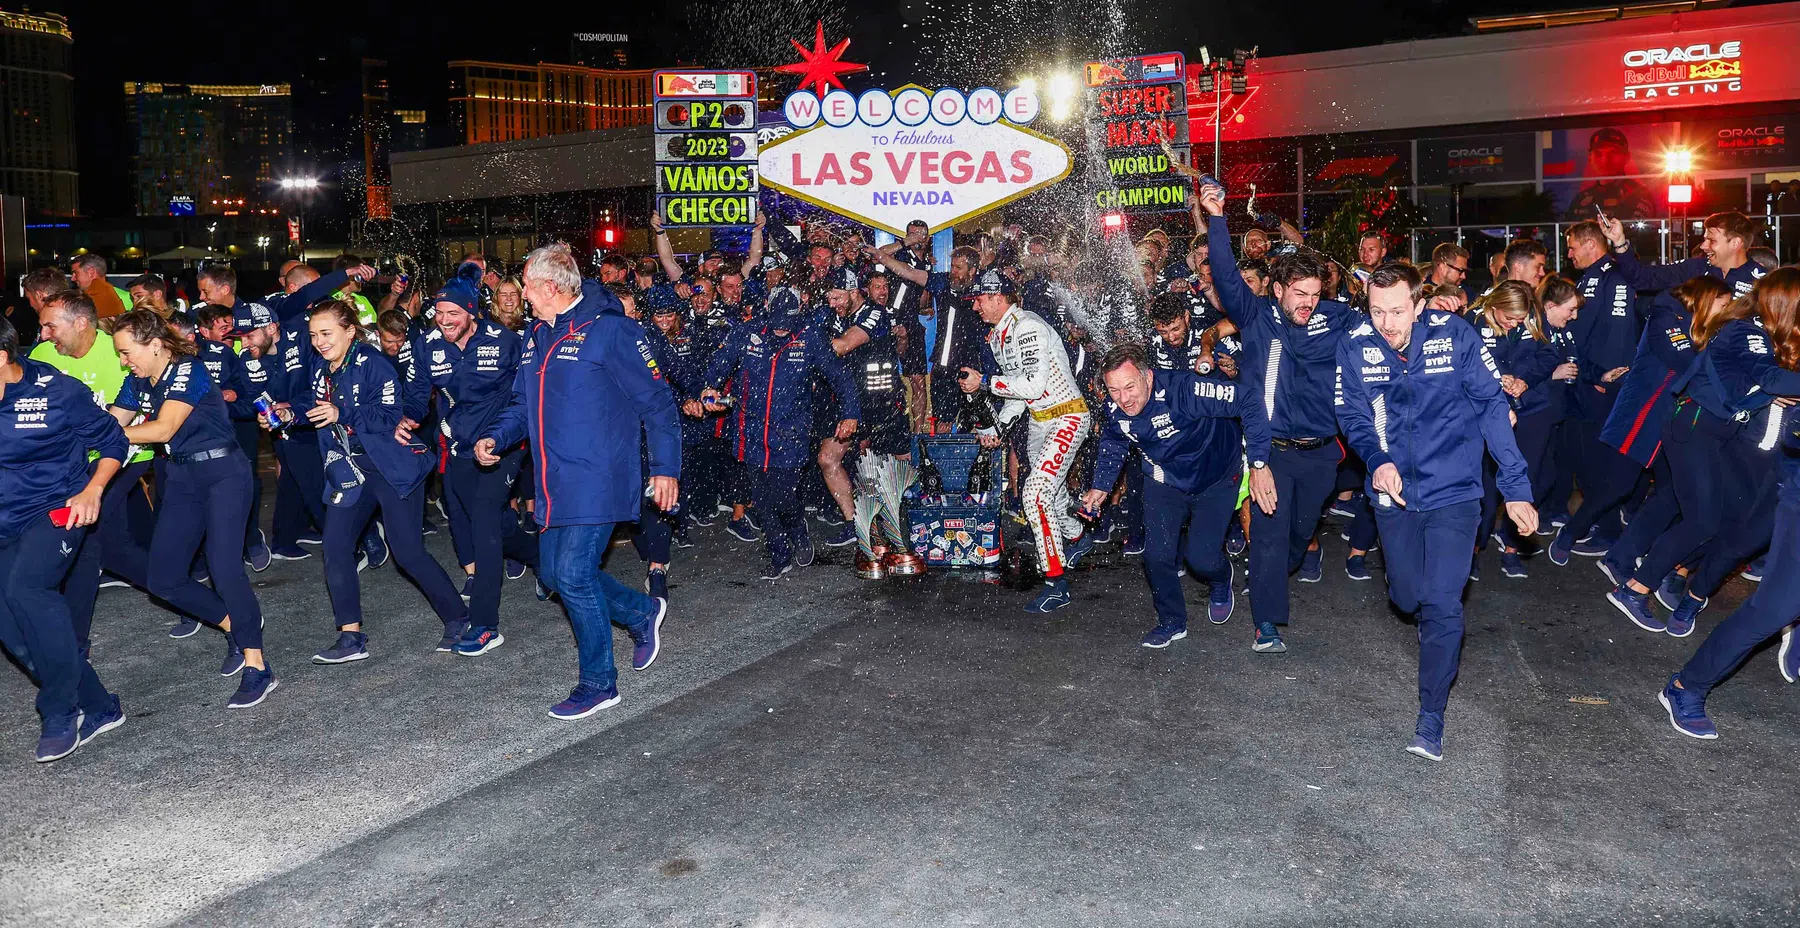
[1594, 205, 1609, 223]
[49, 506, 73, 528]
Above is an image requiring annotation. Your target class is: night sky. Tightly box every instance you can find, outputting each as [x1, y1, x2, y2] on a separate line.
[40, 0, 1763, 217]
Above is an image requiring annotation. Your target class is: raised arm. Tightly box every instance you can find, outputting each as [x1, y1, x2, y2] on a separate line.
[649, 212, 687, 284]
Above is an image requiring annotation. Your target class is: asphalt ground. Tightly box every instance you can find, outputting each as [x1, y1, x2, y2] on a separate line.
[3, 510, 1797, 927]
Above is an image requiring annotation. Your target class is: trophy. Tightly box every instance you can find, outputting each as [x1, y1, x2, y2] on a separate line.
[854, 455, 887, 579]
[878, 454, 924, 576]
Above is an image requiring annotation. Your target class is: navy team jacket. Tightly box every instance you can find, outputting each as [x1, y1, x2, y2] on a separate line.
[1598, 292, 1695, 467]
[704, 316, 860, 471]
[1568, 255, 1642, 423]
[310, 341, 435, 500]
[1207, 215, 1353, 465]
[1090, 368, 1268, 496]
[0, 358, 128, 541]
[486, 280, 681, 528]
[402, 320, 523, 459]
[1335, 311, 1533, 511]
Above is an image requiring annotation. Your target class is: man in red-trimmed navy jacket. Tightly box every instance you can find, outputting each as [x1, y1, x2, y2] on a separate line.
[477, 244, 679, 723]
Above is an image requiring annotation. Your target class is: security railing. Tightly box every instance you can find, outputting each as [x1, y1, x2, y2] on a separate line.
[1399, 215, 1800, 273]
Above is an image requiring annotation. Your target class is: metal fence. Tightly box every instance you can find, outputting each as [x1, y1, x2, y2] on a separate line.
[1397, 214, 1800, 274]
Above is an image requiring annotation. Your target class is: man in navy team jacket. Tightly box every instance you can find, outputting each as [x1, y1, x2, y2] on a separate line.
[1335, 263, 1538, 763]
[477, 244, 679, 722]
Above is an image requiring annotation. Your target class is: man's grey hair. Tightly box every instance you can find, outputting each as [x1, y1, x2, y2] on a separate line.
[45, 289, 98, 328]
[522, 243, 582, 296]
[72, 254, 107, 274]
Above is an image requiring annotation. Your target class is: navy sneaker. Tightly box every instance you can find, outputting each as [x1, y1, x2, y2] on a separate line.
[813, 508, 846, 527]
[437, 621, 470, 653]
[548, 682, 620, 720]
[1092, 519, 1116, 546]
[459, 574, 475, 604]
[823, 523, 857, 548]
[98, 577, 130, 589]
[1345, 554, 1372, 581]
[761, 558, 793, 581]
[1327, 501, 1357, 519]
[270, 544, 311, 561]
[1654, 572, 1689, 611]
[356, 551, 371, 573]
[1607, 585, 1666, 633]
[1666, 595, 1706, 638]
[690, 511, 717, 528]
[743, 508, 763, 532]
[191, 564, 210, 585]
[521, 512, 542, 535]
[453, 626, 505, 656]
[1297, 547, 1323, 583]
[363, 525, 390, 569]
[792, 530, 815, 568]
[168, 616, 201, 639]
[726, 517, 760, 543]
[1252, 621, 1286, 653]
[1225, 521, 1246, 556]
[1570, 536, 1611, 558]
[1406, 711, 1445, 762]
[1743, 555, 1766, 583]
[1779, 624, 1799, 684]
[671, 530, 696, 550]
[297, 529, 324, 546]
[219, 639, 245, 677]
[647, 567, 669, 601]
[1658, 674, 1717, 740]
[1063, 531, 1095, 569]
[420, 516, 438, 537]
[632, 598, 668, 671]
[535, 578, 553, 602]
[1500, 551, 1528, 579]
[1209, 568, 1234, 625]
[1026, 578, 1072, 613]
[1597, 556, 1628, 588]
[1547, 525, 1574, 566]
[245, 530, 272, 573]
[227, 666, 278, 709]
[312, 630, 370, 664]
[1468, 553, 1480, 582]
[1141, 624, 1187, 649]
[35, 713, 81, 763]
[505, 559, 527, 581]
[1121, 536, 1145, 557]
[77, 695, 125, 746]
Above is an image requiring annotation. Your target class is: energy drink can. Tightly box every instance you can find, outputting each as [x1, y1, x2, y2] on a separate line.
[254, 392, 284, 431]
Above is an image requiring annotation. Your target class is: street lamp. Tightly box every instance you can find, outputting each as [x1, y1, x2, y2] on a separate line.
[257, 234, 271, 268]
[278, 176, 320, 257]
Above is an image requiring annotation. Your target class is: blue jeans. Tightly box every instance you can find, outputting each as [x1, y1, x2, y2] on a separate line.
[539, 522, 658, 692]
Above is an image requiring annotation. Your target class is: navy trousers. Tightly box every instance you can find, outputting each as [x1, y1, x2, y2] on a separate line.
[1681, 488, 1800, 692]
[322, 454, 467, 632]
[271, 429, 326, 548]
[1143, 470, 1239, 630]
[148, 452, 264, 650]
[1374, 498, 1480, 715]
[749, 465, 806, 565]
[1630, 410, 1753, 590]
[1564, 418, 1637, 545]
[233, 419, 264, 551]
[0, 516, 112, 726]
[64, 459, 166, 644]
[1249, 443, 1340, 626]
[444, 450, 539, 631]
[1604, 453, 1678, 576]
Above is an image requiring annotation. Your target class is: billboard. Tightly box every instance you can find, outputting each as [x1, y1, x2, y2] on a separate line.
[1416, 133, 1538, 185]
[757, 85, 1070, 235]
[1543, 122, 1678, 219]
[652, 70, 760, 228]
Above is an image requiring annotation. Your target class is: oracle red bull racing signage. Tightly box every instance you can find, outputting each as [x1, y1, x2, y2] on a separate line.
[1621, 39, 1744, 102]
[758, 85, 1072, 235]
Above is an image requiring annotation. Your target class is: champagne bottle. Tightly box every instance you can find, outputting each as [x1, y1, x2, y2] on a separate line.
[957, 391, 997, 433]
[965, 447, 993, 502]
[918, 443, 945, 500]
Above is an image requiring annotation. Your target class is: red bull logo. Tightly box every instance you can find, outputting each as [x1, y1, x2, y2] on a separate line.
[1038, 415, 1083, 476]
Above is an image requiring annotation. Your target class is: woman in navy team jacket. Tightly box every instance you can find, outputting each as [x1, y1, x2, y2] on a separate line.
[1470, 280, 1564, 579]
[109, 310, 274, 709]
[1658, 267, 1800, 739]
[277, 300, 469, 665]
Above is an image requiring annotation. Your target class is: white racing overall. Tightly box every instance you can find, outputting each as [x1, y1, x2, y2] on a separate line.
[984, 304, 1090, 578]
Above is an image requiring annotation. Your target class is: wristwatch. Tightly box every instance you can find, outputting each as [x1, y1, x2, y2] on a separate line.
[1250, 460, 1268, 470]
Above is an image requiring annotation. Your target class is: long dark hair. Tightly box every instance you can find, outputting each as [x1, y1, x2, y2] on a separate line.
[1674, 276, 1734, 350]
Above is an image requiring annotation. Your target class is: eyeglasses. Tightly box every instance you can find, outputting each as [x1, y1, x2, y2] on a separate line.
[1445, 264, 1469, 276]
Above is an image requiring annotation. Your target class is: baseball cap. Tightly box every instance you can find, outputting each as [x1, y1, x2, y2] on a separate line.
[230, 301, 275, 336]
[971, 267, 1016, 297]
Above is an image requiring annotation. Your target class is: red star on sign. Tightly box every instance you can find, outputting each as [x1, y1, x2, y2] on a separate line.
[775, 21, 868, 97]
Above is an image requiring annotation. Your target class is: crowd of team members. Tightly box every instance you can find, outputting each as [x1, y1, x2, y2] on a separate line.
[4, 185, 1800, 764]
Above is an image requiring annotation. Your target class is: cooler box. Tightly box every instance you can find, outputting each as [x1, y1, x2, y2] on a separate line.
[905, 434, 1006, 567]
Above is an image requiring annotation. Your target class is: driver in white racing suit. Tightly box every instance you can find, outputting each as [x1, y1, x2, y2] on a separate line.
[957, 268, 1095, 612]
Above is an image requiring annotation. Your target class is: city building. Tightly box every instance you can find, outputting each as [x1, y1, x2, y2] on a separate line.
[1188, 0, 1800, 263]
[124, 82, 294, 217]
[0, 9, 76, 216]
[392, 110, 430, 153]
[448, 60, 659, 143]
